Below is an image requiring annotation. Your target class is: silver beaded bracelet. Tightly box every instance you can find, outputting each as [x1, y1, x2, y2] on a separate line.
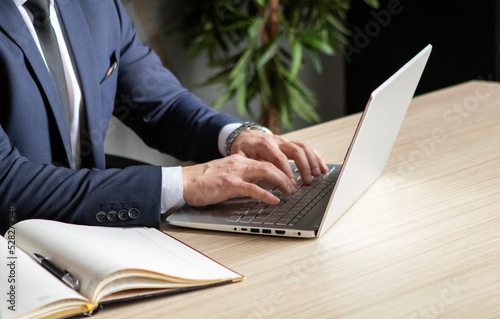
[224, 122, 272, 156]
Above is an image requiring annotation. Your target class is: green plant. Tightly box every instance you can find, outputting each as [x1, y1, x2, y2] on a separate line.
[174, 0, 379, 132]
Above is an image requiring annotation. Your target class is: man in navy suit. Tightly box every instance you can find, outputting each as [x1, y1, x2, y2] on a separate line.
[0, 0, 328, 234]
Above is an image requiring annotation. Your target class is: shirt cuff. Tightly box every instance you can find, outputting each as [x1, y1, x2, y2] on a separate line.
[218, 123, 243, 157]
[162, 123, 242, 213]
[160, 166, 185, 213]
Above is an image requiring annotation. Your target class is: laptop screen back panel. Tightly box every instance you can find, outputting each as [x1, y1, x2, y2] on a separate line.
[316, 45, 432, 237]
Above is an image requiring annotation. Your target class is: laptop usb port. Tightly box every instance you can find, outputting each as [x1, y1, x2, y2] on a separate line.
[250, 228, 260, 233]
[262, 229, 272, 234]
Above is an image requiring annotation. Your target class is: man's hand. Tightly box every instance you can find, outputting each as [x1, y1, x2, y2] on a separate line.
[230, 130, 329, 184]
[182, 130, 328, 207]
[182, 155, 296, 207]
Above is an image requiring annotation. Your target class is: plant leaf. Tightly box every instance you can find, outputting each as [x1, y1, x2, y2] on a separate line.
[287, 82, 320, 123]
[363, 0, 380, 9]
[302, 37, 335, 55]
[235, 72, 248, 115]
[229, 47, 253, 80]
[213, 89, 234, 109]
[326, 15, 351, 35]
[248, 18, 264, 39]
[203, 68, 231, 85]
[304, 48, 322, 73]
[289, 41, 303, 81]
[256, 34, 283, 69]
[256, 66, 271, 109]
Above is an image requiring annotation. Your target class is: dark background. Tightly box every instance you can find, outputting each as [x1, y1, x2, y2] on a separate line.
[344, 0, 499, 114]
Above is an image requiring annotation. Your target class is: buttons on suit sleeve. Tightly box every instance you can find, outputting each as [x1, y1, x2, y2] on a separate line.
[119, 209, 129, 220]
[107, 210, 118, 221]
[95, 202, 140, 223]
[96, 211, 107, 222]
[128, 207, 140, 219]
[119, 202, 129, 220]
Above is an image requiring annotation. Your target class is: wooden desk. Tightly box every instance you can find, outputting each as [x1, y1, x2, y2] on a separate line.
[99, 81, 500, 318]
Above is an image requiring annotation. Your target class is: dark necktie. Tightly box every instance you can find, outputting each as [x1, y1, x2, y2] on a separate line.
[25, 0, 71, 139]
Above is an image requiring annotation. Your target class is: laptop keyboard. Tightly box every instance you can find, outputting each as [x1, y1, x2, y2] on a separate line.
[226, 167, 338, 226]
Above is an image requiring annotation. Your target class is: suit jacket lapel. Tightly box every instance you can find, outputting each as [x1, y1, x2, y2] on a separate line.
[56, 0, 105, 169]
[0, 0, 73, 166]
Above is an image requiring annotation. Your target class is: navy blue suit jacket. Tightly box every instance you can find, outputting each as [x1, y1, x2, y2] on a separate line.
[0, 0, 240, 233]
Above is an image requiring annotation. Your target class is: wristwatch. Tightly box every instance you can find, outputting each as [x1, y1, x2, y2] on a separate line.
[224, 122, 272, 156]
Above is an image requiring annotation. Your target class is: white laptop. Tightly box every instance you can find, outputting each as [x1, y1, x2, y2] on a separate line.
[167, 45, 432, 238]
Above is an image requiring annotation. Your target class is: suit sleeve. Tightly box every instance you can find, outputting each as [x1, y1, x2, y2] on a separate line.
[111, 0, 242, 163]
[0, 123, 162, 235]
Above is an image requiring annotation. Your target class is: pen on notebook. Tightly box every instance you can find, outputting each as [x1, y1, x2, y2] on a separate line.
[33, 253, 80, 291]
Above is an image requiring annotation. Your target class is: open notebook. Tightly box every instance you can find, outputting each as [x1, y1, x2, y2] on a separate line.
[0, 219, 243, 319]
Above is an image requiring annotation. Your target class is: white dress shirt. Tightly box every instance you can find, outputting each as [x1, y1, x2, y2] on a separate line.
[15, 0, 240, 213]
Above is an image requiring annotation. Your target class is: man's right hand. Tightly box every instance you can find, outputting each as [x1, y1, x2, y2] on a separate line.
[181, 155, 297, 207]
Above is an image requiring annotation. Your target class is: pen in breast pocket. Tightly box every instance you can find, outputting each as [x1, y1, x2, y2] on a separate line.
[34, 253, 80, 291]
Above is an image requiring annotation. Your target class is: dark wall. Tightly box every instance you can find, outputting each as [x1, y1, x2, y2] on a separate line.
[344, 0, 499, 114]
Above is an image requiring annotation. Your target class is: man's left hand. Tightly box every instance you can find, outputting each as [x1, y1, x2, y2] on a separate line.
[230, 130, 329, 185]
